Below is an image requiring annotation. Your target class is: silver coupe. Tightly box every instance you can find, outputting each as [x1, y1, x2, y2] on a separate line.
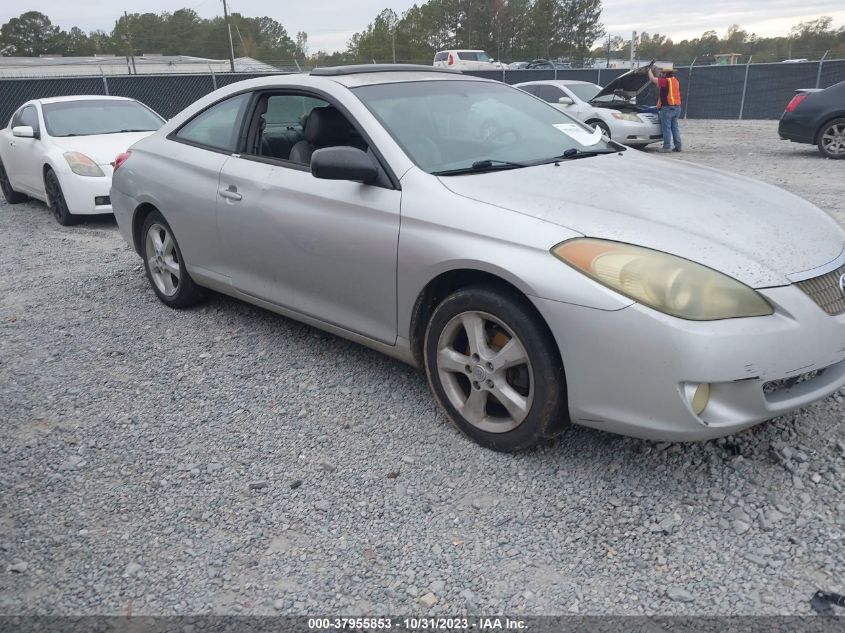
[111, 65, 845, 452]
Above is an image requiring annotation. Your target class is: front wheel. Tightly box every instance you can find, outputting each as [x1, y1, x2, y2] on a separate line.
[45, 169, 80, 226]
[141, 211, 204, 308]
[589, 120, 611, 138]
[0, 160, 28, 204]
[817, 118, 845, 159]
[423, 285, 568, 452]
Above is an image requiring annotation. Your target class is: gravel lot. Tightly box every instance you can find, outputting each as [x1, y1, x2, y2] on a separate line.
[1, 120, 844, 617]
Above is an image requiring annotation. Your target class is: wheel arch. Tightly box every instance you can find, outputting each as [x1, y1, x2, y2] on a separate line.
[408, 267, 561, 367]
[814, 113, 845, 144]
[131, 202, 160, 254]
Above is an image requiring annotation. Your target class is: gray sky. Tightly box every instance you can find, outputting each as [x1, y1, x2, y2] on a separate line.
[3, 0, 844, 53]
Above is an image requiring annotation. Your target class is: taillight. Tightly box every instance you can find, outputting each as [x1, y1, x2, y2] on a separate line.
[448, 53, 454, 65]
[113, 151, 131, 172]
[785, 93, 808, 113]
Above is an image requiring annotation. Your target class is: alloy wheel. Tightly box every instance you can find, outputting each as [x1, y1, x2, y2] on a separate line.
[145, 223, 181, 297]
[821, 123, 845, 157]
[435, 310, 534, 433]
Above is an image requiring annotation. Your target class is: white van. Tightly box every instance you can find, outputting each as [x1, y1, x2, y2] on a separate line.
[433, 50, 505, 70]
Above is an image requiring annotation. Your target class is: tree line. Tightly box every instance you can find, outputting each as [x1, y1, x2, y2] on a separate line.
[608, 17, 844, 65]
[1, 5, 842, 68]
[0, 10, 307, 62]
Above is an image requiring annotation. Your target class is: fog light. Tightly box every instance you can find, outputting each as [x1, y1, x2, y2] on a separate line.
[95, 196, 110, 206]
[691, 383, 711, 416]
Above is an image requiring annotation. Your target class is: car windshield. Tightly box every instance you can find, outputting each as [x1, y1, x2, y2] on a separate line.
[42, 100, 164, 137]
[565, 83, 602, 102]
[458, 51, 492, 62]
[353, 80, 615, 174]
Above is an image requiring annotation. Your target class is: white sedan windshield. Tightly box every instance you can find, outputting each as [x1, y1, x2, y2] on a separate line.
[42, 100, 164, 137]
[353, 80, 615, 174]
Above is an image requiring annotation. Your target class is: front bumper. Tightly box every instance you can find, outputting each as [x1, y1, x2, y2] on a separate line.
[609, 119, 662, 146]
[531, 285, 845, 441]
[60, 165, 115, 215]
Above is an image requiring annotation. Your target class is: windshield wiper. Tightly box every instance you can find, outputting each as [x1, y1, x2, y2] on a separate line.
[105, 129, 155, 134]
[539, 148, 619, 164]
[432, 159, 527, 176]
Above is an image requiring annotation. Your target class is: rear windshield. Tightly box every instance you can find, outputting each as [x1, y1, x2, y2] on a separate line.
[457, 51, 492, 62]
[42, 100, 164, 137]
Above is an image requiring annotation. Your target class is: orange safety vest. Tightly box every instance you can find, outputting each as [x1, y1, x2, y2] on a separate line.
[658, 77, 682, 108]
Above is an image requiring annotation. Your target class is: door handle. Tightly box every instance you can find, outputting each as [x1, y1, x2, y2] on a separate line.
[219, 187, 242, 201]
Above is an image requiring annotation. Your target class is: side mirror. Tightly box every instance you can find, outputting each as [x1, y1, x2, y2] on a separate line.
[12, 125, 36, 139]
[558, 96, 574, 105]
[311, 146, 378, 184]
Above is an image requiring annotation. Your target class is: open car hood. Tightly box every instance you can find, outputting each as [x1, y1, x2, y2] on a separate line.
[592, 65, 653, 102]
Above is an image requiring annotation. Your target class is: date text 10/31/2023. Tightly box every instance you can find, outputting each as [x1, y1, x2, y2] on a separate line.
[307, 617, 528, 630]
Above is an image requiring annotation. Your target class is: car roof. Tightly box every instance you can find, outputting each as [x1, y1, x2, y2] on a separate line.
[35, 95, 135, 105]
[311, 65, 489, 88]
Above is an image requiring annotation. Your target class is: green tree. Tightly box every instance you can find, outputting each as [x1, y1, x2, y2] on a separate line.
[0, 11, 62, 56]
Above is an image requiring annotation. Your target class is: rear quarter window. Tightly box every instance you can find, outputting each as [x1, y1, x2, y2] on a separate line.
[434, 52, 448, 62]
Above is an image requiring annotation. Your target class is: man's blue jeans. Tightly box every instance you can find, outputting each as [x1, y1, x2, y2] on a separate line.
[660, 106, 682, 149]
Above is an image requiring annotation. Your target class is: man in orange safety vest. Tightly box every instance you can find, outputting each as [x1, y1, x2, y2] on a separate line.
[648, 64, 682, 153]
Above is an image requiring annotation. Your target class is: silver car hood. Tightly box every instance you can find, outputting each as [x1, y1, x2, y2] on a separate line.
[438, 151, 845, 288]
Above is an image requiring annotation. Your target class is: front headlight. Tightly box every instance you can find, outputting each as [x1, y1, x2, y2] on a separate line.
[552, 238, 774, 320]
[611, 112, 641, 122]
[63, 152, 105, 177]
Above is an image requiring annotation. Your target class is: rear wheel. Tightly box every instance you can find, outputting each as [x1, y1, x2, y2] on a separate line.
[141, 210, 204, 308]
[423, 285, 568, 452]
[817, 118, 845, 159]
[45, 169, 80, 226]
[0, 160, 28, 204]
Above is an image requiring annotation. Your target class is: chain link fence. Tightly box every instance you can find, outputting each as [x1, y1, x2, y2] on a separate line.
[2, 59, 844, 125]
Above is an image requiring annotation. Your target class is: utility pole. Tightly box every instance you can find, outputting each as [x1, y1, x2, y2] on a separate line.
[630, 30, 636, 67]
[222, 0, 236, 72]
[123, 11, 137, 75]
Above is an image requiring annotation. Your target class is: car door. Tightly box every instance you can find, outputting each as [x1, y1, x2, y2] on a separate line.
[216, 92, 401, 345]
[164, 92, 252, 274]
[8, 105, 45, 193]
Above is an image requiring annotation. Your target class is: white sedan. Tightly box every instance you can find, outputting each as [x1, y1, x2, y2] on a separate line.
[516, 74, 663, 148]
[0, 96, 164, 225]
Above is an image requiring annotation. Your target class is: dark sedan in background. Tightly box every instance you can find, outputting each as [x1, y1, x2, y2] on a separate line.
[779, 80, 845, 159]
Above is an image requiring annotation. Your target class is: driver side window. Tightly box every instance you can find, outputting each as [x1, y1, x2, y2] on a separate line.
[534, 85, 564, 103]
[17, 106, 39, 133]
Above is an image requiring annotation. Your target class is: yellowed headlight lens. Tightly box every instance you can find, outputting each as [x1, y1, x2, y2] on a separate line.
[63, 152, 105, 177]
[552, 238, 774, 320]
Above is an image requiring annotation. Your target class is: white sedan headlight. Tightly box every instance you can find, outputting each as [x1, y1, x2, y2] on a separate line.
[552, 238, 774, 320]
[611, 112, 641, 122]
[63, 152, 105, 177]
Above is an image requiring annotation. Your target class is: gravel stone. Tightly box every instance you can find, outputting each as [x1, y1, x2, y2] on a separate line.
[2, 121, 844, 616]
[418, 592, 437, 609]
[666, 587, 695, 603]
[7, 561, 28, 574]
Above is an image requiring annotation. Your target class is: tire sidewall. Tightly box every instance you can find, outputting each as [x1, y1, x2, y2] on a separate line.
[423, 285, 567, 452]
[141, 211, 197, 307]
[46, 170, 78, 225]
[818, 118, 845, 160]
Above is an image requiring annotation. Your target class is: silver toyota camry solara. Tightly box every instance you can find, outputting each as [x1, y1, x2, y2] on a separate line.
[110, 65, 845, 452]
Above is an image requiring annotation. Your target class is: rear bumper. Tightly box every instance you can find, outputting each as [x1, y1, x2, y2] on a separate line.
[778, 114, 814, 144]
[110, 186, 139, 251]
[531, 285, 845, 441]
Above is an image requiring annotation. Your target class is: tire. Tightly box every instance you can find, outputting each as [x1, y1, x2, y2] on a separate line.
[45, 169, 81, 226]
[141, 210, 204, 308]
[423, 284, 568, 452]
[0, 159, 28, 204]
[817, 118, 845, 159]
[588, 120, 611, 138]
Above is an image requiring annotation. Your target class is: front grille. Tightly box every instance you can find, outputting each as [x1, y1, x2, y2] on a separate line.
[642, 114, 659, 124]
[796, 263, 845, 316]
[763, 368, 826, 394]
